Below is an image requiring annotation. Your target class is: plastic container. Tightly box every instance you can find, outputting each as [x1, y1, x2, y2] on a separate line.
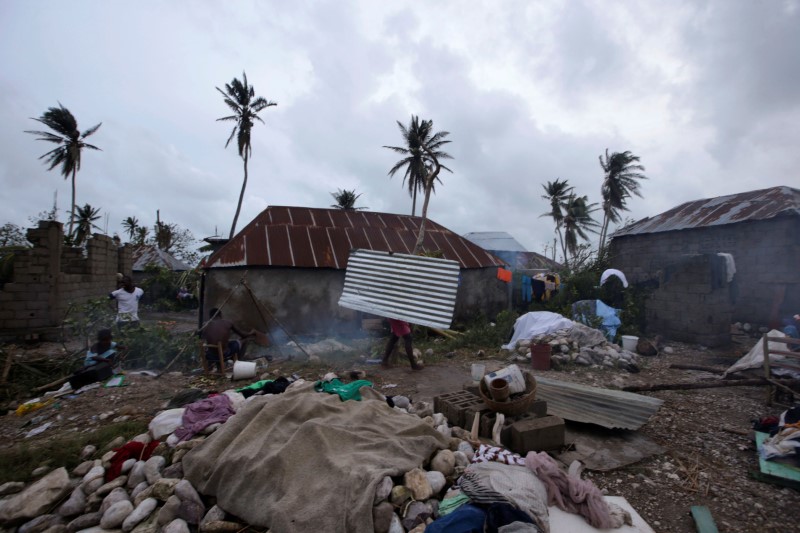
[621, 335, 639, 352]
[531, 344, 552, 371]
[471, 363, 486, 382]
[232, 361, 257, 380]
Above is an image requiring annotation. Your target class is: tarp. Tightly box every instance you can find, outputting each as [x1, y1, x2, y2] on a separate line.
[724, 330, 800, 378]
[182, 382, 448, 533]
[502, 312, 574, 350]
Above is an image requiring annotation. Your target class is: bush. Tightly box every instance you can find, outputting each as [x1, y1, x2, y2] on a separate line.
[445, 310, 519, 350]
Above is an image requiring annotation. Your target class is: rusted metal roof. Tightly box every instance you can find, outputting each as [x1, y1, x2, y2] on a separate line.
[205, 206, 506, 270]
[535, 376, 663, 430]
[132, 246, 191, 271]
[613, 186, 800, 238]
[338, 250, 460, 328]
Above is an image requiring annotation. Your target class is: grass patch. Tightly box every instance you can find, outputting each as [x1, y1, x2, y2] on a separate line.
[0, 419, 149, 484]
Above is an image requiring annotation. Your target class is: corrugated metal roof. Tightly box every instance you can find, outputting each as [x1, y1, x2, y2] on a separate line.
[205, 206, 505, 270]
[535, 376, 663, 430]
[463, 231, 529, 252]
[132, 246, 191, 271]
[614, 186, 800, 238]
[338, 250, 460, 328]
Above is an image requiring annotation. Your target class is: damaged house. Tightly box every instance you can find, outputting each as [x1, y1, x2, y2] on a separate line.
[201, 206, 507, 335]
[608, 185, 799, 345]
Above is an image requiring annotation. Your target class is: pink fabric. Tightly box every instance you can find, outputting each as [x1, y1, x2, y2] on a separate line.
[525, 451, 616, 529]
[174, 394, 235, 442]
[389, 319, 411, 337]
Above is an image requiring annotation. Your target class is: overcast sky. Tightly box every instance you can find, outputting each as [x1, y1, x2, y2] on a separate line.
[1, 0, 797, 257]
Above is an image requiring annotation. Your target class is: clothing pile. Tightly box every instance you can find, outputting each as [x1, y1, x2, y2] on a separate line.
[760, 406, 800, 461]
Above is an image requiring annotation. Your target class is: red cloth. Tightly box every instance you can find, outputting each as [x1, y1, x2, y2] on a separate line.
[106, 440, 159, 482]
[388, 319, 411, 337]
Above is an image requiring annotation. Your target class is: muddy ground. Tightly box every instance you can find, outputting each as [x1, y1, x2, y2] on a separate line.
[1, 310, 798, 532]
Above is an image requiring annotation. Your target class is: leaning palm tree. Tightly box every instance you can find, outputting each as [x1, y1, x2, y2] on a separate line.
[598, 149, 647, 250]
[134, 226, 149, 246]
[562, 194, 600, 270]
[540, 178, 573, 265]
[217, 72, 277, 239]
[25, 104, 101, 239]
[121, 216, 139, 242]
[71, 204, 102, 246]
[384, 115, 453, 216]
[330, 189, 368, 210]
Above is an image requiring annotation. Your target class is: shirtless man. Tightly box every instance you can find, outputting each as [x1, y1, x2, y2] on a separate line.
[201, 308, 255, 368]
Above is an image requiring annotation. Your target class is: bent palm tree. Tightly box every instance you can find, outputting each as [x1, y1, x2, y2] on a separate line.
[540, 178, 573, 265]
[26, 104, 101, 239]
[562, 194, 600, 270]
[598, 149, 647, 250]
[71, 204, 102, 246]
[217, 72, 277, 239]
[330, 189, 367, 210]
[384, 115, 452, 216]
[122, 216, 139, 242]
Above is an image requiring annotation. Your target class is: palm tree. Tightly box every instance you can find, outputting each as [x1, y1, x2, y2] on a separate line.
[540, 179, 573, 265]
[598, 149, 647, 250]
[25, 104, 101, 239]
[122, 216, 139, 242]
[134, 226, 149, 246]
[562, 194, 600, 270]
[217, 72, 277, 239]
[384, 115, 453, 216]
[71, 204, 102, 246]
[330, 189, 367, 210]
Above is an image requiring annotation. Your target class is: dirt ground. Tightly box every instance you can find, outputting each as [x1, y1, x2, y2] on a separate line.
[1, 310, 799, 532]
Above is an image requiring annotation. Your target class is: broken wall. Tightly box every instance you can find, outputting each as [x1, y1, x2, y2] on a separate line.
[0, 221, 132, 337]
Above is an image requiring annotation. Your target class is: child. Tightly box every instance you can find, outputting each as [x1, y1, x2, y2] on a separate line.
[84, 329, 120, 367]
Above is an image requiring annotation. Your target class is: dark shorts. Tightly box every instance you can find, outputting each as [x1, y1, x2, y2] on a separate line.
[205, 340, 242, 362]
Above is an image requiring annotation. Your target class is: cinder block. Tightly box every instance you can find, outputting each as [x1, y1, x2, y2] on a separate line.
[462, 381, 479, 396]
[528, 399, 547, 417]
[462, 402, 493, 432]
[509, 415, 565, 453]
[433, 390, 479, 427]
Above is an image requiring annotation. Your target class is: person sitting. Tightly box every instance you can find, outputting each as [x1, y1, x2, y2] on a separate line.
[201, 308, 256, 370]
[84, 329, 122, 367]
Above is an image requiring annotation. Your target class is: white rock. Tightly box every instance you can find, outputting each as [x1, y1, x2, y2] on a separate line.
[131, 482, 150, 500]
[143, 456, 166, 485]
[425, 471, 446, 494]
[100, 500, 134, 529]
[430, 450, 455, 477]
[435, 424, 452, 438]
[122, 498, 158, 532]
[81, 445, 97, 460]
[373, 476, 393, 505]
[131, 433, 152, 445]
[453, 451, 469, 468]
[0, 468, 71, 523]
[163, 518, 190, 533]
[101, 487, 130, 514]
[388, 513, 404, 533]
[127, 461, 146, 489]
[457, 442, 474, 461]
[121, 459, 137, 474]
[174, 480, 203, 506]
[200, 505, 227, 526]
[58, 486, 87, 517]
[432, 413, 446, 426]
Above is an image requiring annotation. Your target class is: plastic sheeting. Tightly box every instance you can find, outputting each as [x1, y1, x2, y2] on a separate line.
[572, 300, 622, 341]
[600, 269, 629, 288]
[724, 330, 800, 378]
[502, 312, 574, 350]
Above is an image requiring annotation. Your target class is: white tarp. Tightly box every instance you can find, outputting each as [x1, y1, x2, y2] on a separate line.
[724, 330, 800, 379]
[502, 311, 574, 350]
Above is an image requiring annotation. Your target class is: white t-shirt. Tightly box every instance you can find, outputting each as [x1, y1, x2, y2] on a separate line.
[111, 287, 144, 322]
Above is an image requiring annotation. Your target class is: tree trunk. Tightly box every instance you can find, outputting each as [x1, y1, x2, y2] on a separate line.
[68, 167, 77, 239]
[230, 152, 248, 239]
[411, 186, 417, 217]
[556, 228, 565, 267]
[598, 212, 609, 251]
[412, 150, 441, 255]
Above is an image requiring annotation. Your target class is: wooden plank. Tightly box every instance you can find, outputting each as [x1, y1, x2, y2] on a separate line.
[690, 506, 719, 533]
[753, 431, 800, 489]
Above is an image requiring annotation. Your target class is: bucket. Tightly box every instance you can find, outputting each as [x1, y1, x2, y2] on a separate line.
[232, 361, 257, 381]
[531, 344, 552, 371]
[621, 335, 639, 352]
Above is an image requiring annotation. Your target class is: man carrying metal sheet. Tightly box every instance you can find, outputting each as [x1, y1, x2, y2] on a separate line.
[382, 319, 423, 370]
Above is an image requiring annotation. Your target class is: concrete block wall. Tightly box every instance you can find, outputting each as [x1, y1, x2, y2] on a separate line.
[0, 221, 133, 336]
[609, 217, 800, 326]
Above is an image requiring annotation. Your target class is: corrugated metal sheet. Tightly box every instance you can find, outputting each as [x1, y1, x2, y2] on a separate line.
[614, 186, 800, 238]
[338, 249, 460, 329]
[463, 231, 529, 252]
[132, 246, 191, 271]
[535, 376, 663, 430]
[206, 206, 505, 270]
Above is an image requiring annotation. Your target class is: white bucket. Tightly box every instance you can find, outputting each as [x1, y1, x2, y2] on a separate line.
[232, 361, 257, 381]
[621, 335, 639, 352]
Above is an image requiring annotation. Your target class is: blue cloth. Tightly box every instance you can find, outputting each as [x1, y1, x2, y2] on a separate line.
[784, 325, 800, 351]
[425, 503, 486, 533]
[595, 299, 622, 340]
[84, 342, 117, 366]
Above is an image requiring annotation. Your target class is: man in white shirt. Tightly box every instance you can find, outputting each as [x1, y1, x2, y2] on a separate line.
[110, 275, 144, 329]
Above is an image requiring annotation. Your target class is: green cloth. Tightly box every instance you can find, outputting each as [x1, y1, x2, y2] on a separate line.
[236, 379, 273, 392]
[314, 378, 373, 401]
[438, 493, 471, 516]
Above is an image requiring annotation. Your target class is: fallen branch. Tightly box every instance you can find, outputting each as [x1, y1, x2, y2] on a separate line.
[33, 375, 71, 393]
[669, 364, 726, 374]
[622, 378, 800, 392]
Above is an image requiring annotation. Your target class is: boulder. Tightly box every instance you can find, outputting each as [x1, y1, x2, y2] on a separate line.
[430, 449, 455, 476]
[126, 461, 146, 489]
[100, 487, 130, 514]
[403, 469, 432, 500]
[121, 498, 157, 533]
[174, 480, 203, 506]
[58, 487, 87, 517]
[143, 456, 166, 485]
[162, 518, 190, 533]
[157, 495, 181, 526]
[425, 471, 446, 494]
[65, 511, 101, 532]
[100, 500, 134, 529]
[19, 514, 64, 533]
[373, 476, 393, 505]
[0, 467, 71, 525]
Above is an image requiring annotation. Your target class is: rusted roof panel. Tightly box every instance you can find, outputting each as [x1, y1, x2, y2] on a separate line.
[206, 206, 506, 270]
[614, 186, 800, 238]
[535, 376, 663, 430]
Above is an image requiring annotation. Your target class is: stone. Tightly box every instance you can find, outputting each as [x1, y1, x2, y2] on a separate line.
[409, 401, 433, 418]
[41, 524, 67, 533]
[162, 463, 184, 479]
[372, 502, 394, 533]
[143, 456, 166, 484]
[71, 527, 111, 533]
[0, 481, 25, 496]
[121, 498, 157, 533]
[71, 462, 93, 478]
[0, 467, 71, 524]
[432, 413, 446, 426]
[150, 478, 180, 501]
[131, 433, 152, 444]
[162, 518, 190, 533]
[100, 500, 134, 529]
[130, 482, 149, 500]
[200, 505, 227, 527]
[101, 487, 130, 514]
[426, 498, 440, 519]
[65, 511, 101, 532]
[425, 470, 446, 494]
[392, 396, 411, 409]
[436, 424, 452, 438]
[403, 468, 432, 500]
[19, 514, 64, 533]
[200, 521, 246, 533]
[390, 485, 412, 506]
[453, 451, 469, 468]
[133, 485, 154, 507]
[32, 466, 51, 477]
[177, 501, 205, 525]
[174, 480, 202, 506]
[126, 462, 146, 489]
[373, 476, 393, 505]
[402, 501, 432, 530]
[387, 513, 404, 533]
[104, 436, 126, 452]
[157, 495, 181, 525]
[430, 449, 455, 476]
[80, 466, 106, 494]
[96, 476, 128, 497]
[58, 487, 87, 517]
[120, 459, 136, 474]
[81, 445, 97, 460]
[130, 512, 159, 533]
[101, 450, 117, 467]
[171, 449, 187, 463]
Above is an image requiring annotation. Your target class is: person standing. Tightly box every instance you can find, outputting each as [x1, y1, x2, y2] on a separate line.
[110, 275, 144, 329]
[382, 318, 423, 370]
